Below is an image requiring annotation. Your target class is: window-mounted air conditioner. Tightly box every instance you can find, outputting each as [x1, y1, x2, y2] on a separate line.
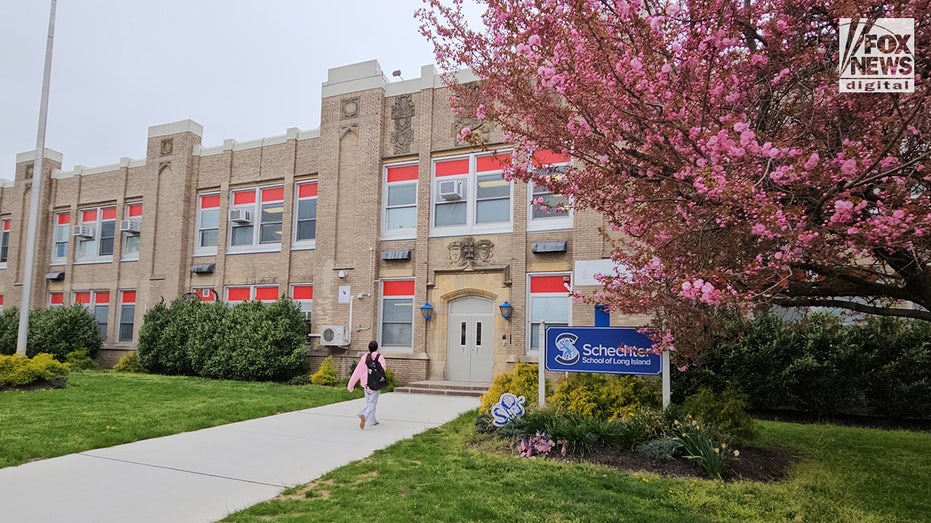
[229, 209, 253, 224]
[72, 224, 94, 239]
[438, 179, 464, 201]
[119, 219, 141, 234]
[320, 324, 349, 346]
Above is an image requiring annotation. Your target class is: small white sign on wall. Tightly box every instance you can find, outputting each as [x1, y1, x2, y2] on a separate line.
[338, 285, 351, 304]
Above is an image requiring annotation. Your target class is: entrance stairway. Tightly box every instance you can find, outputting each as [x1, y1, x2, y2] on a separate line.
[393, 380, 491, 398]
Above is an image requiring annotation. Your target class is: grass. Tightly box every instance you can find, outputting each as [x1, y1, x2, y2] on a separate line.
[0, 371, 359, 468]
[221, 414, 931, 523]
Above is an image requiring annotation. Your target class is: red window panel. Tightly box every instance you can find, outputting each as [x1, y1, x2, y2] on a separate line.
[127, 204, 143, 217]
[94, 291, 110, 304]
[226, 287, 251, 302]
[298, 183, 318, 198]
[196, 288, 216, 302]
[435, 158, 469, 177]
[387, 165, 418, 182]
[74, 292, 92, 304]
[0, 295, 4, 306]
[233, 190, 257, 205]
[102, 207, 117, 220]
[291, 285, 314, 300]
[49, 292, 64, 305]
[121, 290, 136, 304]
[81, 209, 98, 222]
[1, 220, 8, 231]
[261, 187, 284, 202]
[383, 280, 415, 296]
[200, 194, 221, 209]
[533, 150, 570, 166]
[57, 212, 70, 225]
[476, 154, 511, 172]
[255, 286, 279, 301]
[530, 275, 568, 293]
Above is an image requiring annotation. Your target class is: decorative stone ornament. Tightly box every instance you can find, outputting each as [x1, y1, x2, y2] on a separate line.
[391, 94, 415, 154]
[160, 138, 173, 156]
[341, 97, 360, 119]
[448, 236, 494, 268]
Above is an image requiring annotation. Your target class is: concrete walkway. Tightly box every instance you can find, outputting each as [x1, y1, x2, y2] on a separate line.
[0, 393, 479, 523]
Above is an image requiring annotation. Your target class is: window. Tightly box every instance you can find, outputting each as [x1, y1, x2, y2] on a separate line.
[382, 164, 418, 239]
[51, 211, 70, 264]
[121, 203, 142, 261]
[290, 284, 313, 334]
[0, 294, 4, 312]
[380, 280, 414, 349]
[228, 186, 283, 252]
[75, 206, 116, 263]
[431, 152, 512, 235]
[192, 288, 217, 302]
[75, 290, 109, 340]
[0, 219, 9, 268]
[293, 182, 318, 247]
[225, 285, 280, 304]
[528, 150, 572, 231]
[49, 292, 64, 309]
[195, 193, 220, 255]
[527, 275, 570, 352]
[118, 290, 135, 342]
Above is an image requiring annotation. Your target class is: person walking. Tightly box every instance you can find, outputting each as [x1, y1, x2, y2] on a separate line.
[347, 340, 387, 429]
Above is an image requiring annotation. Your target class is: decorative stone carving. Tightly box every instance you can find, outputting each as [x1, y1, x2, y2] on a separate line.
[391, 94, 415, 154]
[160, 138, 173, 156]
[341, 97, 360, 119]
[453, 116, 493, 145]
[448, 236, 494, 268]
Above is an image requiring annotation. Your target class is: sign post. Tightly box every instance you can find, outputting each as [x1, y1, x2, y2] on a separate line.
[544, 326, 670, 409]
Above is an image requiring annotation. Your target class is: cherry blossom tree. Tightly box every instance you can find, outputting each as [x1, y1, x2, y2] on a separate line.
[419, 0, 931, 354]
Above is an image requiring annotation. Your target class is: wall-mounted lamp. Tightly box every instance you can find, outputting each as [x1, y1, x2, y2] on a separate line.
[499, 301, 512, 320]
[420, 302, 434, 320]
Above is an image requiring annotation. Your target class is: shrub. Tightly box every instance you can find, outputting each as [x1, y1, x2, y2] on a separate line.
[635, 437, 684, 461]
[27, 305, 102, 362]
[64, 349, 98, 371]
[113, 352, 146, 373]
[311, 356, 339, 386]
[0, 307, 20, 355]
[521, 410, 649, 455]
[0, 353, 69, 387]
[137, 298, 199, 376]
[479, 363, 548, 414]
[515, 431, 565, 458]
[683, 386, 758, 446]
[549, 373, 661, 421]
[186, 301, 231, 376]
[674, 416, 737, 481]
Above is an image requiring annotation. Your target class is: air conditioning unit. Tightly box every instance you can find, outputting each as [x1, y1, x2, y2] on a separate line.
[229, 209, 253, 224]
[119, 219, 141, 234]
[72, 224, 94, 239]
[320, 324, 349, 346]
[438, 179, 464, 201]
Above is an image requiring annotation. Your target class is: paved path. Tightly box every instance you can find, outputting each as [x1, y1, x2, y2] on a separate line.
[0, 393, 478, 522]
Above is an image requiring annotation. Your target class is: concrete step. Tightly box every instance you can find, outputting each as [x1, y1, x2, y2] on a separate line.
[394, 380, 491, 398]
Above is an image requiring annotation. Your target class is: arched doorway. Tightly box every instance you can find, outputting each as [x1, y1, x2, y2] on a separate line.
[446, 296, 494, 381]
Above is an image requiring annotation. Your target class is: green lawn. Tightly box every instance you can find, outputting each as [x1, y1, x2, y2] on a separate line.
[0, 371, 359, 468]
[222, 414, 931, 523]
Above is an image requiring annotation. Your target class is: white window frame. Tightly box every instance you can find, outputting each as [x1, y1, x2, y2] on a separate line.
[51, 211, 70, 265]
[48, 292, 64, 309]
[526, 273, 572, 354]
[75, 290, 110, 341]
[290, 284, 314, 334]
[430, 152, 513, 237]
[0, 218, 9, 269]
[379, 280, 415, 351]
[528, 163, 573, 231]
[228, 185, 284, 254]
[224, 284, 280, 304]
[382, 163, 418, 240]
[75, 206, 116, 264]
[121, 202, 142, 262]
[195, 193, 220, 257]
[292, 181, 318, 250]
[118, 290, 136, 342]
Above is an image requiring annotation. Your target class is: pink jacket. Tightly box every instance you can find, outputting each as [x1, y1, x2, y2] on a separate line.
[347, 352, 387, 391]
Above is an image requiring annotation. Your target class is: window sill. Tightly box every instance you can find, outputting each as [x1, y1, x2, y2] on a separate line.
[291, 242, 316, 251]
[226, 245, 282, 255]
[193, 250, 218, 258]
[73, 258, 114, 265]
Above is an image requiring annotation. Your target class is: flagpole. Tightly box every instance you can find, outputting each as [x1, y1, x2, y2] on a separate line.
[17, 0, 58, 356]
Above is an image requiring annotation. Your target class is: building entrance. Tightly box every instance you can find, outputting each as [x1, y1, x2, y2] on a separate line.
[446, 296, 494, 381]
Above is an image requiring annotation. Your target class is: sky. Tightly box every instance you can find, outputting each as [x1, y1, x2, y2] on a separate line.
[0, 0, 483, 179]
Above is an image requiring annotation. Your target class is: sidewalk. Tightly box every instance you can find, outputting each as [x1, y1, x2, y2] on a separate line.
[0, 393, 478, 523]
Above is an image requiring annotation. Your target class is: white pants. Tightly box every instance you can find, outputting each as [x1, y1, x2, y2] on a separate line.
[357, 388, 380, 425]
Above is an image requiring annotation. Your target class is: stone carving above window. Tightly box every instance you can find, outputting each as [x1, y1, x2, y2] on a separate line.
[391, 94, 415, 154]
[448, 236, 494, 268]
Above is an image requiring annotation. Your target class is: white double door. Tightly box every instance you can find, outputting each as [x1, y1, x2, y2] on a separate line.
[446, 297, 494, 382]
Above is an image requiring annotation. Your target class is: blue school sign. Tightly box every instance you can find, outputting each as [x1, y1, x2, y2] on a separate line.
[545, 327, 661, 375]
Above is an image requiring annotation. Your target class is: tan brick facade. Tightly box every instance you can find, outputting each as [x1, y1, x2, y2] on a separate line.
[1, 61, 649, 383]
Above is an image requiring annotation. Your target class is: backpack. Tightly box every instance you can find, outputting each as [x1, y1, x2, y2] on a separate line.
[366, 353, 388, 391]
